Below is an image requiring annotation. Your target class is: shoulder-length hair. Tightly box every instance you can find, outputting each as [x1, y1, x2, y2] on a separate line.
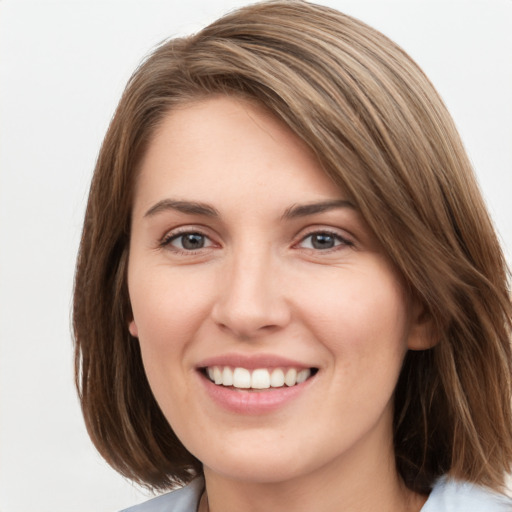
[73, 0, 512, 494]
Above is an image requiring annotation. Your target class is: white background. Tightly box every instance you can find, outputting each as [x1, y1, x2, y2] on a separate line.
[0, 1, 511, 511]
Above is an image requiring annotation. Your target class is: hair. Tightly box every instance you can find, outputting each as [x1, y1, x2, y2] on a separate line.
[73, 0, 512, 495]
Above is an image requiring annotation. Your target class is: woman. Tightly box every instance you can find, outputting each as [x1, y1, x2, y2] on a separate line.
[73, 1, 512, 511]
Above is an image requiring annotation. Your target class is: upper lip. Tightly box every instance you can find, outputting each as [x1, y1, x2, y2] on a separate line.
[196, 353, 316, 370]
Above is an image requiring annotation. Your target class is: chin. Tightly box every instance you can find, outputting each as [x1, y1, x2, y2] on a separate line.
[194, 433, 326, 485]
[204, 456, 308, 485]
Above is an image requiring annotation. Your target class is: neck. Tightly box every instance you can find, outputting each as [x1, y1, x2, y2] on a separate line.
[201, 472, 425, 512]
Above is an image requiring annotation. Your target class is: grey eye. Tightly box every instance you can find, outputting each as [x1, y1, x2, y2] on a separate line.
[172, 233, 208, 250]
[300, 233, 340, 250]
[311, 233, 336, 249]
[299, 231, 353, 251]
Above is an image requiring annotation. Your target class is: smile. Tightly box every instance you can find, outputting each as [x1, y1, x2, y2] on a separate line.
[204, 366, 316, 390]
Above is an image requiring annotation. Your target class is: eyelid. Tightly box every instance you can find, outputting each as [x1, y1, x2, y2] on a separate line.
[156, 224, 355, 254]
[158, 225, 219, 252]
[293, 226, 355, 250]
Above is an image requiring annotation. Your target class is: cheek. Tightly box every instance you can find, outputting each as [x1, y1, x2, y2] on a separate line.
[294, 265, 410, 389]
[127, 266, 216, 397]
[129, 267, 211, 344]
[129, 278, 199, 421]
[299, 267, 409, 343]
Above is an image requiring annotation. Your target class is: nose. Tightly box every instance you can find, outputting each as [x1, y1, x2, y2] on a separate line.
[211, 248, 291, 340]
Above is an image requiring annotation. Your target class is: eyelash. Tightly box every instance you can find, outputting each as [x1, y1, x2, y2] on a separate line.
[159, 228, 215, 255]
[296, 230, 354, 252]
[159, 228, 354, 255]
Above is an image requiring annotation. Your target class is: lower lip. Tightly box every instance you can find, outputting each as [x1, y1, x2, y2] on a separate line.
[198, 372, 314, 415]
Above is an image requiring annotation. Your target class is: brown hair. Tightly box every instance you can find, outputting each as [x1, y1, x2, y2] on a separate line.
[73, 0, 512, 494]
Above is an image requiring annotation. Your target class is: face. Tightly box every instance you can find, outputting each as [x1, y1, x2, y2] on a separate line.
[128, 96, 430, 485]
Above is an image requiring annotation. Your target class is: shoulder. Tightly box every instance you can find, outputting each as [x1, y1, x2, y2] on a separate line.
[120, 478, 204, 512]
[422, 476, 512, 512]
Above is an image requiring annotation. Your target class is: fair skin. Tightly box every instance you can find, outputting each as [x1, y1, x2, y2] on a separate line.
[128, 96, 431, 512]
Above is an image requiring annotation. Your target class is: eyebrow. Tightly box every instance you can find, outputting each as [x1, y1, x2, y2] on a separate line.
[144, 198, 356, 219]
[144, 199, 220, 218]
[282, 199, 356, 219]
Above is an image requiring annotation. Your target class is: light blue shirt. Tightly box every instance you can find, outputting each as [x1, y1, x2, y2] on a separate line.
[121, 475, 512, 511]
[421, 476, 512, 511]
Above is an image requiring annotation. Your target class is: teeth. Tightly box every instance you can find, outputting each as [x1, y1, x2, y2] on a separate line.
[222, 366, 233, 386]
[251, 369, 270, 389]
[233, 367, 251, 389]
[285, 368, 297, 386]
[270, 368, 285, 387]
[206, 366, 312, 389]
[296, 369, 310, 383]
[213, 366, 223, 385]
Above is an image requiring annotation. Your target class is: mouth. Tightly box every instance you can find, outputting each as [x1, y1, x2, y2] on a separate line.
[201, 366, 319, 391]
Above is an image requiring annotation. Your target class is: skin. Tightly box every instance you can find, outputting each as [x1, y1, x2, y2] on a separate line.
[128, 96, 431, 512]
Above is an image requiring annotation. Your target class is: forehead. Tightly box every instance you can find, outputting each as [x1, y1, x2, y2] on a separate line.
[133, 96, 346, 216]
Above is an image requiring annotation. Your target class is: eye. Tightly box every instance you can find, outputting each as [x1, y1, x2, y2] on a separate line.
[162, 231, 214, 251]
[298, 231, 352, 250]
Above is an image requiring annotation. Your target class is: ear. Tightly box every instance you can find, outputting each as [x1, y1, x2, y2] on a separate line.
[407, 302, 438, 351]
[128, 319, 139, 338]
